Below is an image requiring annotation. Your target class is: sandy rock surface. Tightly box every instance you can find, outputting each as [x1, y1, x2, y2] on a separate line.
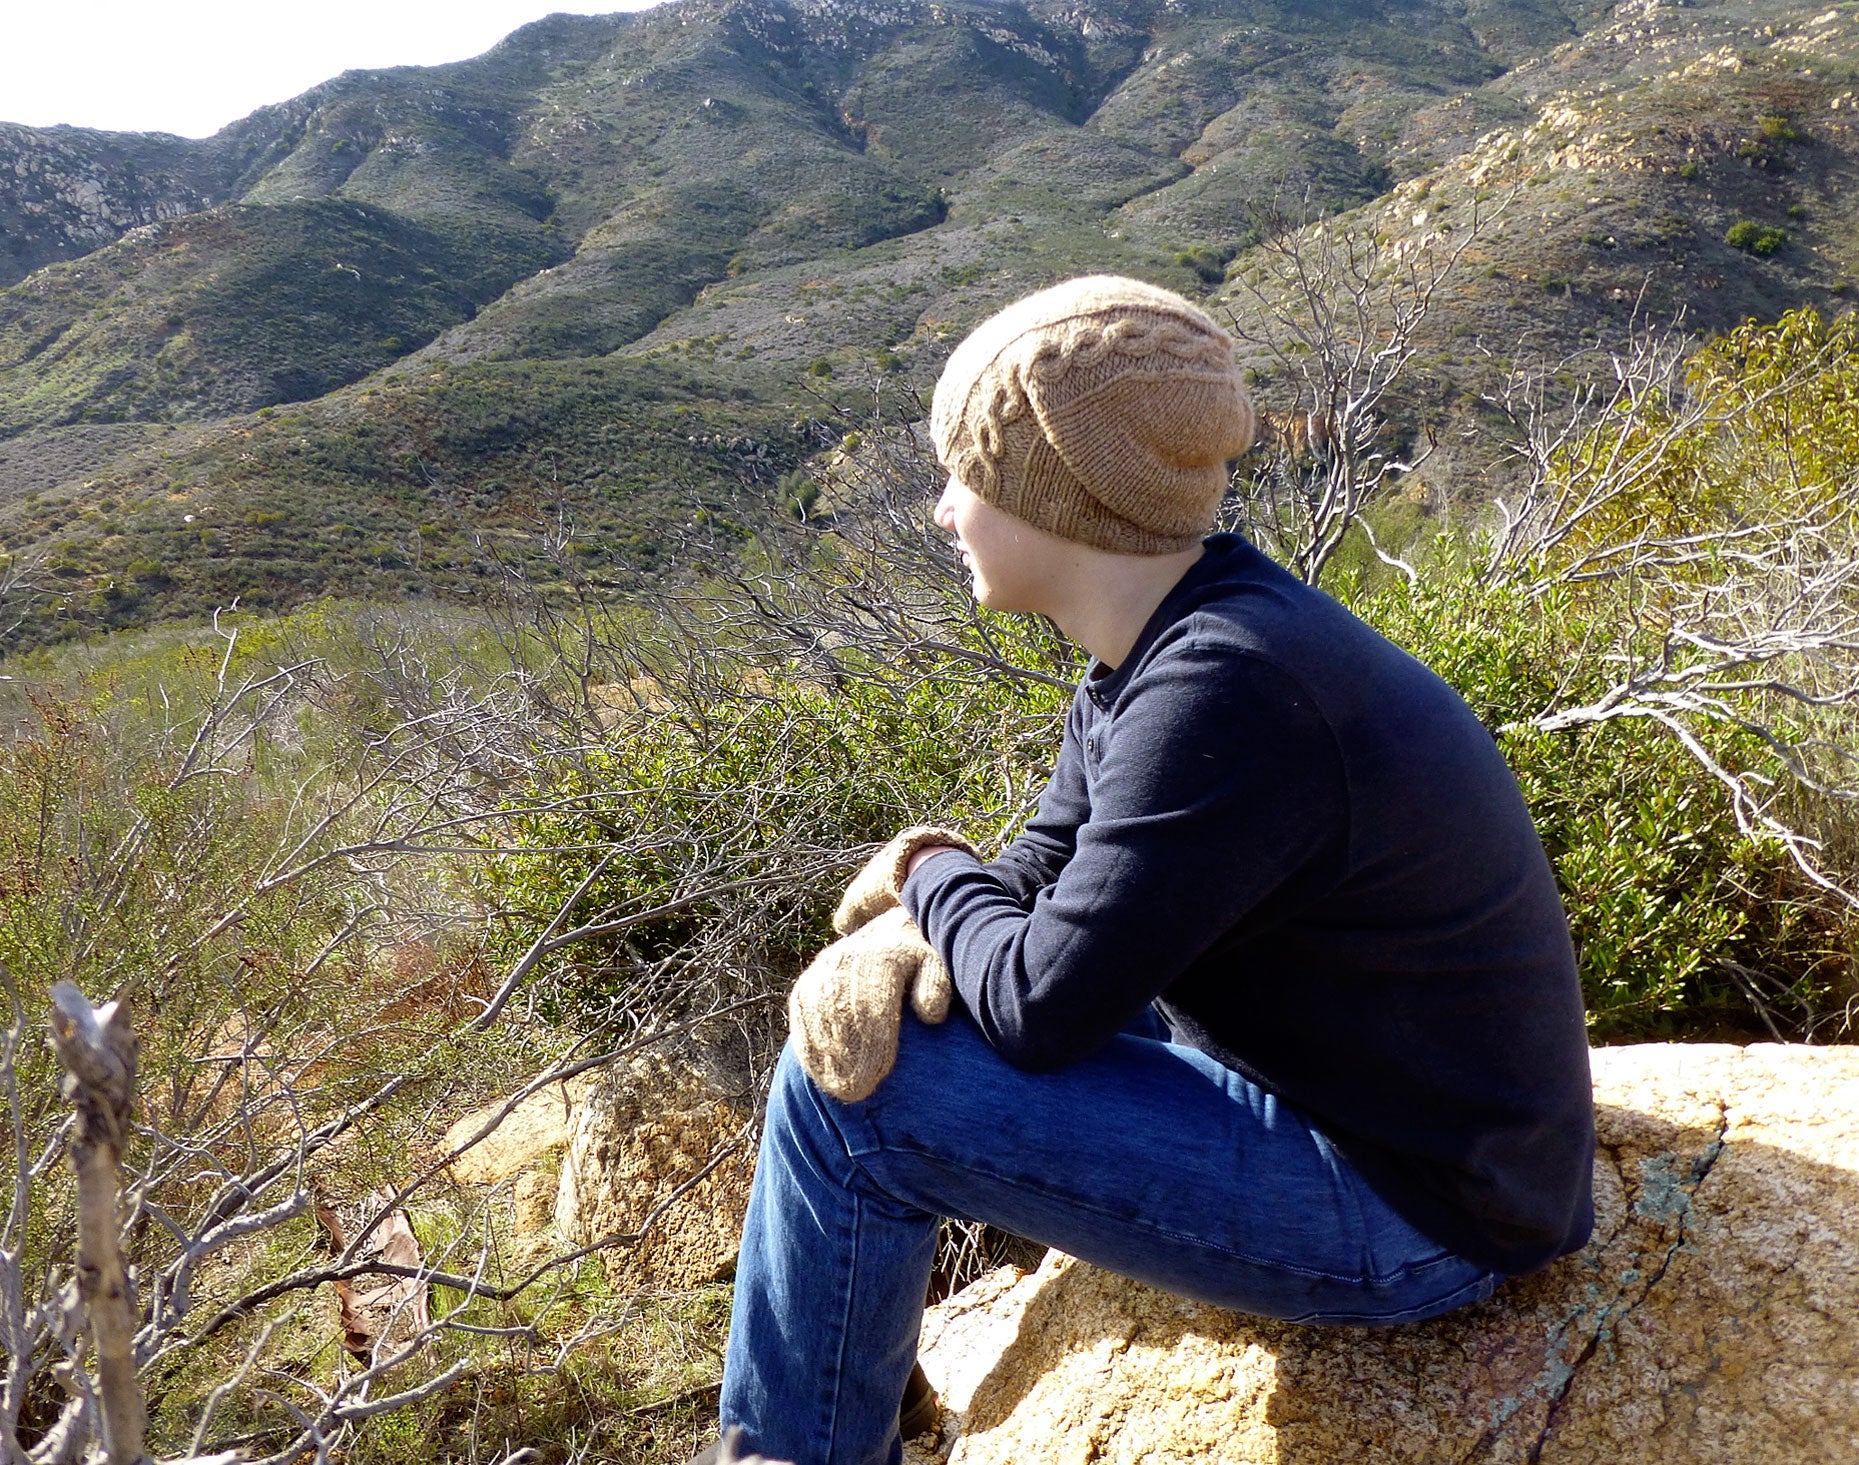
[439, 1044, 755, 1287]
[914, 1043, 1859, 1465]
[442, 1076, 597, 1186]
[554, 1049, 757, 1289]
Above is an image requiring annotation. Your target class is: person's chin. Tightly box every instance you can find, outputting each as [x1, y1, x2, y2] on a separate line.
[966, 563, 1030, 611]
[973, 581, 1031, 614]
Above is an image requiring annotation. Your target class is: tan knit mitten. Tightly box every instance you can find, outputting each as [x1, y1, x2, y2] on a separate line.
[833, 825, 980, 936]
[789, 906, 953, 1102]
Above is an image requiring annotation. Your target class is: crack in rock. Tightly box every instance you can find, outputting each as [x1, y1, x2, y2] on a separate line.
[1524, 1101, 1730, 1464]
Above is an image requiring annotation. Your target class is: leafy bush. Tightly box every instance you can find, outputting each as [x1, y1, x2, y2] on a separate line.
[471, 583, 1071, 1021]
[1725, 219, 1788, 255]
[1384, 306, 1859, 1039]
[777, 468, 821, 520]
[1351, 566, 1844, 1039]
[1174, 245, 1228, 285]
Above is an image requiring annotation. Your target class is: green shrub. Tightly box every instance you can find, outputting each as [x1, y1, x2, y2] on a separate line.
[778, 468, 821, 520]
[471, 591, 1070, 1020]
[1725, 219, 1788, 255]
[1174, 246, 1228, 285]
[1349, 565, 1846, 1039]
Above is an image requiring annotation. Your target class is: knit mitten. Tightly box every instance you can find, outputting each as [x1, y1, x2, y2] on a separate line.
[789, 906, 952, 1102]
[833, 825, 980, 936]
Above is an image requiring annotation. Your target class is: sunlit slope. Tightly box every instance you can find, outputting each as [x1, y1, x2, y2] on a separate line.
[1, 0, 1856, 646]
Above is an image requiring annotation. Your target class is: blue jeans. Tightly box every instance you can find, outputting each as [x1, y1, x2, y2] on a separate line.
[719, 1009, 1502, 1465]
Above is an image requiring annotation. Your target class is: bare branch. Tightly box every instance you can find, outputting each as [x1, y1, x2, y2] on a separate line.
[46, 984, 145, 1465]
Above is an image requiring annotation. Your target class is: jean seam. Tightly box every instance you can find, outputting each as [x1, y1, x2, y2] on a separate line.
[1286, 1267, 1501, 1326]
[869, 1136, 1445, 1287]
[1324, 1131, 1376, 1280]
[823, 1188, 860, 1465]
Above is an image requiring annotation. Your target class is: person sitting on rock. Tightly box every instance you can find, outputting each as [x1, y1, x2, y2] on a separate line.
[699, 274, 1596, 1465]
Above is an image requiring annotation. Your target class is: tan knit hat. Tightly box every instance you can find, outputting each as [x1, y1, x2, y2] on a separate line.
[930, 275, 1255, 554]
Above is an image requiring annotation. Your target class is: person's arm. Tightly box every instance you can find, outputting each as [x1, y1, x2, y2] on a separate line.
[973, 695, 1091, 905]
[902, 641, 1346, 1069]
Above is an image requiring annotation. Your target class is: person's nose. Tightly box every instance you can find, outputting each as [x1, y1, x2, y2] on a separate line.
[933, 482, 957, 532]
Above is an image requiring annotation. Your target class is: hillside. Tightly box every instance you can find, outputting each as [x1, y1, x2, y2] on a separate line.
[0, 0, 1853, 644]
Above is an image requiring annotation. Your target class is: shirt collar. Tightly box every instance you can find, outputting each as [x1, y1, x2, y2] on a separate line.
[1084, 535, 1247, 704]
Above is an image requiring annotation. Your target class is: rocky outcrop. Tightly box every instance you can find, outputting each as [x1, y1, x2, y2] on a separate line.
[0, 125, 220, 287]
[914, 1043, 1859, 1465]
[554, 1049, 757, 1291]
[440, 1045, 757, 1289]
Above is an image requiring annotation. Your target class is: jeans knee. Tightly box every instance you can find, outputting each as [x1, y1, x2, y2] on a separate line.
[767, 1037, 859, 1147]
[768, 1017, 973, 1154]
[768, 1038, 819, 1122]
[761, 1038, 880, 1201]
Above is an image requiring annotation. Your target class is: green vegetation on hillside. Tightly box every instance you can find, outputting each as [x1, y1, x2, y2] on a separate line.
[0, 200, 563, 436]
[1726, 218, 1789, 256]
[29, 0, 1843, 630]
[0, 355, 812, 641]
[1356, 565, 1846, 1040]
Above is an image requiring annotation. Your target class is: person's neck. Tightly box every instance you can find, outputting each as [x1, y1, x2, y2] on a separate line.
[1044, 542, 1205, 670]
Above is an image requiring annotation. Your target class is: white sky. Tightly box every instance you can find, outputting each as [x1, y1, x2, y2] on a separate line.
[2, 2, 666, 139]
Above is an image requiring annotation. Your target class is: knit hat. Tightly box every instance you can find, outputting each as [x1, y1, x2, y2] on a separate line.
[930, 275, 1256, 554]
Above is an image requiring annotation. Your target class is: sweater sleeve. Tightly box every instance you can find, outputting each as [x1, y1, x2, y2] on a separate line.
[979, 695, 1091, 906]
[903, 639, 1346, 1070]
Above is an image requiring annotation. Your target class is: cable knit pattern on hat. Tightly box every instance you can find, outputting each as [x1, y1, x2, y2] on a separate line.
[931, 276, 1256, 553]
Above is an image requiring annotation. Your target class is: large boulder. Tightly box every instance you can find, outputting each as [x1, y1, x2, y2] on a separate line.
[914, 1043, 1859, 1464]
[438, 1042, 756, 1288]
[554, 1048, 757, 1290]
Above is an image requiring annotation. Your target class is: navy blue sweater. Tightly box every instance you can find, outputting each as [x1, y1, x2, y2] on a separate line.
[902, 534, 1595, 1276]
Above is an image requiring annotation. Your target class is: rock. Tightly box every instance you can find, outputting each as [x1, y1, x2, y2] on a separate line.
[0, 123, 225, 286]
[915, 1043, 1859, 1465]
[426, 1076, 597, 1274]
[436, 1038, 757, 1287]
[442, 1076, 595, 1185]
[554, 1049, 757, 1291]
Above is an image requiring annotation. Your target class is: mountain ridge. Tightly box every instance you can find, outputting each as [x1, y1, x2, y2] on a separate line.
[0, 0, 1848, 644]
